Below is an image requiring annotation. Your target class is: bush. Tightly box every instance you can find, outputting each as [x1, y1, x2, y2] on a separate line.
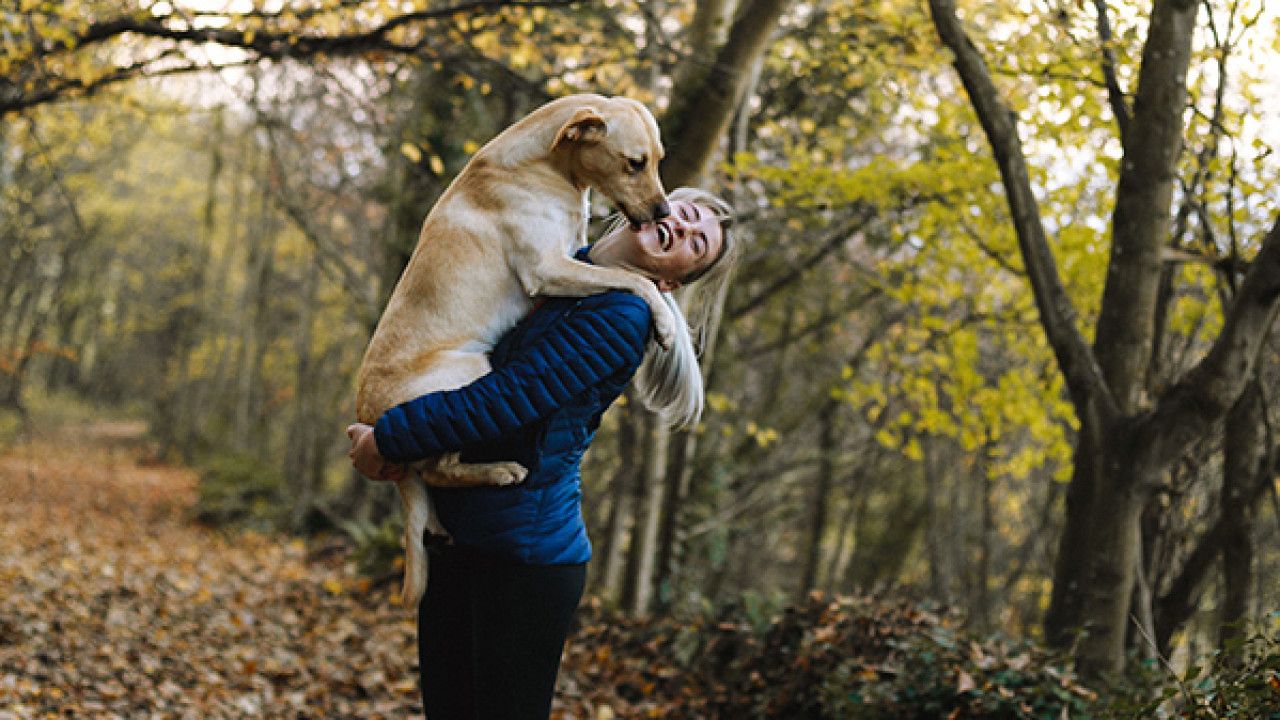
[193, 451, 286, 529]
[565, 593, 1098, 719]
[1106, 624, 1280, 719]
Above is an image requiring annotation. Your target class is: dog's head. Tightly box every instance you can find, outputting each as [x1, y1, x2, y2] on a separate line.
[552, 97, 669, 226]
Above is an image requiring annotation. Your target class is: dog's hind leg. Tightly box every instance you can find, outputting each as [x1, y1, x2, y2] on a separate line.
[423, 454, 529, 487]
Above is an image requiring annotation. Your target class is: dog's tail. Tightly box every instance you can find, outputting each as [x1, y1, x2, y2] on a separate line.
[634, 294, 704, 428]
[396, 474, 431, 609]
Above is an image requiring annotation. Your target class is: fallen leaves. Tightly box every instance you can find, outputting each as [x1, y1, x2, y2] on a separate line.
[2, 423, 1107, 719]
[0, 424, 422, 719]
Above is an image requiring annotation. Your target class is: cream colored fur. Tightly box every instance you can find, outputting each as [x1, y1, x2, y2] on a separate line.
[355, 94, 675, 608]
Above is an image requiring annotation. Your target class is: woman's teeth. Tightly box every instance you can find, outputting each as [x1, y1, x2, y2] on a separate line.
[657, 224, 671, 251]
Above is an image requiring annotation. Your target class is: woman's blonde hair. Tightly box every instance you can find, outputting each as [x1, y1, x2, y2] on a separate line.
[600, 187, 740, 428]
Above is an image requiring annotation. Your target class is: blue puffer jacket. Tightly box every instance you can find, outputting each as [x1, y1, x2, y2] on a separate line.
[373, 276, 651, 565]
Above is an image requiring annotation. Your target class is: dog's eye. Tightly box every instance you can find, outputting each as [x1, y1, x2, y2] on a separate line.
[626, 156, 647, 174]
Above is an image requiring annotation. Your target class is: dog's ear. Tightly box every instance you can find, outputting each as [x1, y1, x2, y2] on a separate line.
[554, 108, 608, 148]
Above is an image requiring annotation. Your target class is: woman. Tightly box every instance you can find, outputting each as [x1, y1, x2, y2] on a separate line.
[347, 187, 737, 719]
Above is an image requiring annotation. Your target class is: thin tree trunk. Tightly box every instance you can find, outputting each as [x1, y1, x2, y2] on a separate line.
[597, 399, 642, 602]
[653, 423, 692, 611]
[824, 482, 856, 594]
[233, 188, 277, 454]
[974, 442, 993, 632]
[621, 413, 654, 609]
[286, 252, 321, 530]
[797, 400, 836, 601]
[628, 414, 669, 614]
[922, 434, 950, 600]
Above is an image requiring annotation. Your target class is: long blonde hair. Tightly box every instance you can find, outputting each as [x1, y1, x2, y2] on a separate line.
[600, 187, 739, 428]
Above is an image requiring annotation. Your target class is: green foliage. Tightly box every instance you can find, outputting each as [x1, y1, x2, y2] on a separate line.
[1103, 626, 1280, 719]
[570, 593, 1099, 719]
[337, 517, 405, 579]
[193, 451, 286, 530]
[824, 629, 1096, 719]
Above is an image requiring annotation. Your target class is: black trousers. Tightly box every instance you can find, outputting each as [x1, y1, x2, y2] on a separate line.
[418, 545, 587, 720]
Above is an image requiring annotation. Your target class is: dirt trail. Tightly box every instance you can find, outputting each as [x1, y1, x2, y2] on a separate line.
[0, 423, 423, 719]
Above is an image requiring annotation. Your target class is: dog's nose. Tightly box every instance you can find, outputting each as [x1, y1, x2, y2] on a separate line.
[652, 200, 670, 220]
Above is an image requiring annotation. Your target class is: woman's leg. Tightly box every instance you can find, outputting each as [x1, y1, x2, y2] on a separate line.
[419, 546, 476, 719]
[418, 547, 586, 720]
[471, 558, 587, 719]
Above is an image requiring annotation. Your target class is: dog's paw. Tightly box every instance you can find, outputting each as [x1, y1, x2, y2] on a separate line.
[486, 462, 529, 486]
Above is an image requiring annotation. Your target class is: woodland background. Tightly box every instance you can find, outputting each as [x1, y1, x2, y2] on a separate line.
[3, 0, 1280, 716]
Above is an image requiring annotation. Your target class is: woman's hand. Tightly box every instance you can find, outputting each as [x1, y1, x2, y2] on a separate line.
[346, 423, 408, 482]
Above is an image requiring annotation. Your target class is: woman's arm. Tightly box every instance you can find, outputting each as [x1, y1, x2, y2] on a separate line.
[373, 293, 651, 464]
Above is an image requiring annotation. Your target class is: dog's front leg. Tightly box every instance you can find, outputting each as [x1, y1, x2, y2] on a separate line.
[516, 254, 677, 349]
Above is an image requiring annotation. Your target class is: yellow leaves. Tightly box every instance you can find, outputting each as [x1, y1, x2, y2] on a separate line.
[398, 142, 421, 163]
[400, 142, 445, 174]
[874, 428, 900, 450]
[706, 391, 736, 414]
[322, 577, 345, 595]
[745, 422, 779, 448]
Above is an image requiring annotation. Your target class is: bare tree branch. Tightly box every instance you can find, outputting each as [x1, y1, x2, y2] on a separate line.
[927, 0, 1118, 428]
[2, 0, 579, 115]
[728, 206, 876, 320]
[1142, 215, 1280, 468]
[1091, 0, 1132, 138]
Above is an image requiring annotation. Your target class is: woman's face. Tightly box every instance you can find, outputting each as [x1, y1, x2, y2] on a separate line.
[593, 200, 724, 291]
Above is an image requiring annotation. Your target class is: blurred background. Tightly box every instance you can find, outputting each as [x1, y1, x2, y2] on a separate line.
[2, 0, 1279, 701]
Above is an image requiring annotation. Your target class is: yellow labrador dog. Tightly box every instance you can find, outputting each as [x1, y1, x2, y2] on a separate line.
[356, 94, 675, 607]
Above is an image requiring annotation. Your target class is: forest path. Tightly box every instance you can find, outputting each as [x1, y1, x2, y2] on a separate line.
[0, 421, 425, 719]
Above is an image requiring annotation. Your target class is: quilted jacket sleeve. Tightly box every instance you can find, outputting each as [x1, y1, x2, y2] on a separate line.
[373, 293, 651, 463]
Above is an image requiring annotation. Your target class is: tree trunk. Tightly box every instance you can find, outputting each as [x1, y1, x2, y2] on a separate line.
[1218, 379, 1264, 657]
[824, 481, 857, 594]
[286, 252, 322, 530]
[234, 182, 278, 456]
[925, 0, 1280, 677]
[1044, 431, 1103, 646]
[1050, 0, 1198, 668]
[1091, 0, 1197, 413]
[627, 413, 670, 615]
[797, 401, 836, 601]
[973, 443, 993, 632]
[1073, 450, 1147, 678]
[621, 414, 654, 608]
[596, 399, 642, 601]
[652, 423, 693, 612]
[923, 435, 950, 600]
[661, 0, 790, 188]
